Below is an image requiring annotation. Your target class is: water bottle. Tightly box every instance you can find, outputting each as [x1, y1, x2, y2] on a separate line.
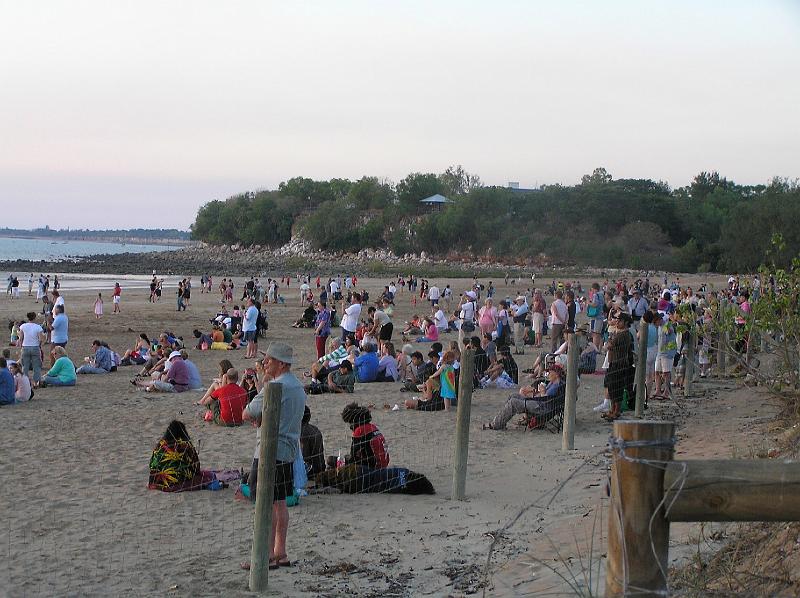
[336, 449, 344, 469]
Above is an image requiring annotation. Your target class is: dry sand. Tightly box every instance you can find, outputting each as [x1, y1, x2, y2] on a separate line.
[0, 272, 779, 597]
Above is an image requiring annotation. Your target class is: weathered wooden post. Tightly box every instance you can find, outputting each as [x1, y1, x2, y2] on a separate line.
[683, 330, 695, 397]
[606, 420, 675, 598]
[452, 348, 475, 500]
[562, 333, 578, 451]
[635, 321, 649, 417]
[718, 299, 727, 377]
[249, 382, 283, 592]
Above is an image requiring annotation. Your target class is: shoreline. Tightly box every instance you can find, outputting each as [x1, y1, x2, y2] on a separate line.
[0, 241, 689, 279]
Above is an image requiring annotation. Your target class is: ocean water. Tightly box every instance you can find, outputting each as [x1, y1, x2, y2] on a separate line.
[0, 237, 183, 290]
[0, 236, 180, 262]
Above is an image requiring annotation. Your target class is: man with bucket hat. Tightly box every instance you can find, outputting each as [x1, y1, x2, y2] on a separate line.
[242, 342, 306, 569]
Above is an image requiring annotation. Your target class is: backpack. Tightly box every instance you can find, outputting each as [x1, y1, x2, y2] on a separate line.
[353, 424, 390, 468]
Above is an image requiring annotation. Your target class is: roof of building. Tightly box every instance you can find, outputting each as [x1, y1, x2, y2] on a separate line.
[419, 194, 452, 204]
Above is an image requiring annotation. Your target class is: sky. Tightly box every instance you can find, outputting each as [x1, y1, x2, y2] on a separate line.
[1, 1, 798, 230]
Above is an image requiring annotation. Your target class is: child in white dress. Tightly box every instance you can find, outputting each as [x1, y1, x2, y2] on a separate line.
[94, 293, 104, 319]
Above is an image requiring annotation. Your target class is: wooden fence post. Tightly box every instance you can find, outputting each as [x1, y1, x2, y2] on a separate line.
[452, 348, 474, 501]
[683, 331, 695, 397]
[562, 333, 578, 451]
[249, 382, 283, 592]
[717, 299, 727, 377]
[635, 322, 649, 417]
[606, 420, 675, 598]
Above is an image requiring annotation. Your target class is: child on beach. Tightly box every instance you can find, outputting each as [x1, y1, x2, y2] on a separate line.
[112, 283, 121, 313]
[94, 293, 104, 319]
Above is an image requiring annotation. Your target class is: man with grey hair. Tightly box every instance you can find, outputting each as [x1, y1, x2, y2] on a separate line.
[242, 342, 306, 569]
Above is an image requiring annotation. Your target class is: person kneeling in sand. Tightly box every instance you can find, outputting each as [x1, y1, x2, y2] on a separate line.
[198, 368, 248, 425]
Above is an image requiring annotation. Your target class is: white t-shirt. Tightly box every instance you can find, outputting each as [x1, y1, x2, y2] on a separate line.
[460, 300, 476, 321]
[428, 286, 440, 300]
[551, 299, 568, 325]
[300, 283, 310, 294]
[330, 280, 340, 294]
[243, 305, 259, 332]
[52, 295, 65, 317]
[341, 302, 362, 332]
[20, 322, 44, 347]
[434, 309, 448, 330]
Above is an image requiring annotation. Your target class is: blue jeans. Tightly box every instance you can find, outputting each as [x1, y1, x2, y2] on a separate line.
[43, 376, 75, 386]
[21, 346, 42, 383]
[76, 365, 109, 375]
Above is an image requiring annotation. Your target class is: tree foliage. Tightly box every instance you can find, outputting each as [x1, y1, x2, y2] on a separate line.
[190, 168, 800, 271]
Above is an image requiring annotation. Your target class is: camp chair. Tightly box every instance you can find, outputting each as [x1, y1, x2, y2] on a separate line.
[518, 385, 567, 434]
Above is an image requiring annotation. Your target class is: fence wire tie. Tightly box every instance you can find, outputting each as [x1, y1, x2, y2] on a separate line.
[607, 436, 678, 452]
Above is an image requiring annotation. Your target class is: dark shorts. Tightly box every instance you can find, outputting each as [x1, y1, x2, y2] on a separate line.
[250, 459, 293, 502]
[379, 322, 394, 341]
[244, 330, 257, 342]
[51, 342, 67, 348]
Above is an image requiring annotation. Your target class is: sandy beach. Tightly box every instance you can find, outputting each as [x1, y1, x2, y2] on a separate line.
[0, 271, 779, 597]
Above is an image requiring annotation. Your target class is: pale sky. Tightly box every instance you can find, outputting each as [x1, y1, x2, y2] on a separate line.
[1, 1, 798, 230]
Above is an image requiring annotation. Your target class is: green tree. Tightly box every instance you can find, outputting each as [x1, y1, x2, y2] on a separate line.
[396, 172, 445, 214]
[580, 167, 613, 186]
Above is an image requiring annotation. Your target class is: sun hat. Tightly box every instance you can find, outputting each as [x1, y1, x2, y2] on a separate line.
[515, 296, 526, 301]
[465, 291, 477, 300]
[168, 351, 182, 360]
[265, 341, 293, 364]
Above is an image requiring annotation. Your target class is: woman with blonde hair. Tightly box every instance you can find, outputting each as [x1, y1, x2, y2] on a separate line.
[42, 345, 76, 387]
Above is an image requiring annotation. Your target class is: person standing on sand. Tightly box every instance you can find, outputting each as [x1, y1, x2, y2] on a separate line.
[242, 342, 305, 571]
[112, 283, 122, 313]
[28, 273, 33, 296]
[94, 293, 104, 319]
[243, 297, 259, 359]
[19, 312, 46, 388]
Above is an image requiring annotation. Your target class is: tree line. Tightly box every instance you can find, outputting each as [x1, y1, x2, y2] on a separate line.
[190, 167, 800, 272]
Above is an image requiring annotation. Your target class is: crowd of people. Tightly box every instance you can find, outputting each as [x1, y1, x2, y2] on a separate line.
[2, 268, 771, 574]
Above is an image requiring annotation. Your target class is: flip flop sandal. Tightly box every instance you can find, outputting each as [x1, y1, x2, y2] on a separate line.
[240, 560, 279, 571]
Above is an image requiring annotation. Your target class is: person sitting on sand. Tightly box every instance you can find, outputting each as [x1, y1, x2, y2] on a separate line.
[180, 350, 204, 391]
[133, 351, 190, 393]
[352, 342, 379, 383]
[307, 337, 350, 384]
[483, 363, 566, 430]
[402, 314, 423, 336]
[10, 361, 33, 402]
[413, 317, 439, 343]
[135, 344, 168, 379]
[300, 406, 326, 478]
[479, 345, 518, 388]
[198, 368, 248, 426]
[148, 420, 214, 492]
[305, 360, 356, 394]
[75, 340, 115, 375]
[291, 303, 317, 328]
[396, 344, 416, 382]
[0, 356, 17, 405]
[42, 346, 76, 387]
[403, 350, 458, 411]
[196, 359, 235, 405]
[375, 342, 399, 382]
[341, 402, 390, 469]
[120, 334, 151, 366]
